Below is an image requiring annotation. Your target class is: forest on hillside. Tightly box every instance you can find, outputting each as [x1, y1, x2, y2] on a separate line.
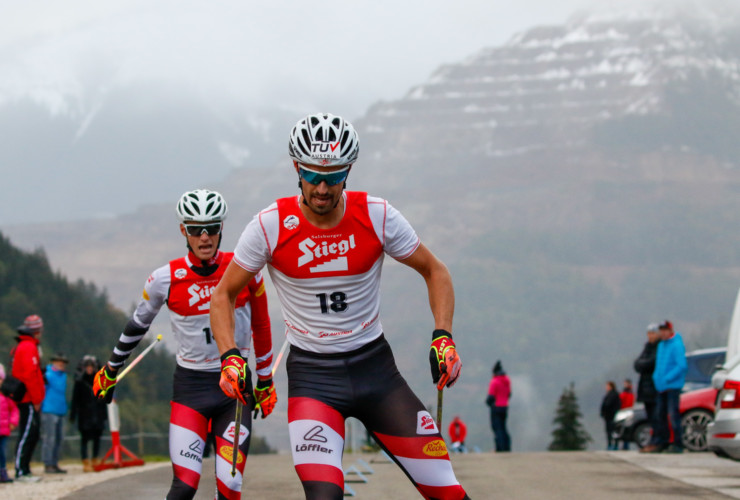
[0, 231, 175, 455]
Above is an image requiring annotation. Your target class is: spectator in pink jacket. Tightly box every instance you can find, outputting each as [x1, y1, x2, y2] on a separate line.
[486, 360, 511, 452]
[0, 362, 21, 483]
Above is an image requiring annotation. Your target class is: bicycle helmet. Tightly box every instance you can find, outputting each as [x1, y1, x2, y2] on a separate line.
[176, 189, 228, 223]
[288, 113, 359, 167]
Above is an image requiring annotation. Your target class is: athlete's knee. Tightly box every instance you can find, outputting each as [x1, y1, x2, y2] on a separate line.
[302, 480, 345, 500]
[166, 476, 198, 500]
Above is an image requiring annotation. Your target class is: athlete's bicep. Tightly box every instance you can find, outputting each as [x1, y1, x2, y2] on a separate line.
[218, 261, 257, 302]
[398, 243, 445, 279]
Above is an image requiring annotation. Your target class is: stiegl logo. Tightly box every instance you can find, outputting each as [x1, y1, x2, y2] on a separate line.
[298, 235, 356, 268]
[188, 283, 216, 310]
[416, 411, 437, 435]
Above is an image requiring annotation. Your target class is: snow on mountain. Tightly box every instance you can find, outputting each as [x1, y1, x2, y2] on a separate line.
[360, 1, 740, 167]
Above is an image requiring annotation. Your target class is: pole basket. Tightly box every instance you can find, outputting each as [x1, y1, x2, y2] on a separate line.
[94, 400, 145, 471]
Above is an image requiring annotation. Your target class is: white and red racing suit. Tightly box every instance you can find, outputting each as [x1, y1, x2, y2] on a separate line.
[233, 191, 467, 500]
[107, 250, 272, 500]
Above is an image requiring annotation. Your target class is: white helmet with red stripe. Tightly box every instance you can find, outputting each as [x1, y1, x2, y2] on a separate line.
[288, 113, 360, 167]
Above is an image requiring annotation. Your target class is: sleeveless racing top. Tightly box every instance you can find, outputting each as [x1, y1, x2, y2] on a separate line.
[233, 191, 420, 353]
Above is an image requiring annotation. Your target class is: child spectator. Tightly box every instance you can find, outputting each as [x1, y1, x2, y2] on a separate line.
[0, 362, 20, 483]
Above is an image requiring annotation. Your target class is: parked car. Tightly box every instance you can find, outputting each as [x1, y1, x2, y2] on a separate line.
[613, 387, 718, 451]
[705, 286, 740, 460]
[708, 355, 740, 460]
[613, 347, 726, 451]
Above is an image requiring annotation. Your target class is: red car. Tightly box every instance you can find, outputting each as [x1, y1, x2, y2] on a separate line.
[679, 387, 717, 451]
[614, 387, 717, 451]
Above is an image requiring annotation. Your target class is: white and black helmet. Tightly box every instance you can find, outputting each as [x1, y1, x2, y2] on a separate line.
[176, 189, 228, 223]
[288, 113, 359, 167]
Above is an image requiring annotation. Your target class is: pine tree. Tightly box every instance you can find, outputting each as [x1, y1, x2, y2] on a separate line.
[548, 382, 592, 451]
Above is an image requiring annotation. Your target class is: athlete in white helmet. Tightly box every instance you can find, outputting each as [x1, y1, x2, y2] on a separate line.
[93, 189, 275, 500]
[211, 114, 468, 499]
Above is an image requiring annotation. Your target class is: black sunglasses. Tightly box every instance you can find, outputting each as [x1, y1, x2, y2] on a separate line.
[184, 222, 222, 236]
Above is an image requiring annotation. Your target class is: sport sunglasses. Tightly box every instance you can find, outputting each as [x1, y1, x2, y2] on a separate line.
[298, 165, 350, 186]
[184, 222, 223, 236]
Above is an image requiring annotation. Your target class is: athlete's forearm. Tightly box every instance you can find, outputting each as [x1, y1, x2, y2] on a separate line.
[425, 260, 455, 332]
[108, 319, 150, 370]
[249, 280, 274, 379]
[211, 261, 257, 355]
[210, 282, 238, 355]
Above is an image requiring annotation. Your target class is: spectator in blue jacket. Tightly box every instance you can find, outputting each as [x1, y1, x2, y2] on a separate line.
[642, 321, 686, 454]
[41, 353, 69, 474]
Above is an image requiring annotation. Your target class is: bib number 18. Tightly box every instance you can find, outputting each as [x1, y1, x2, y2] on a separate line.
[316, 292, 348, 314]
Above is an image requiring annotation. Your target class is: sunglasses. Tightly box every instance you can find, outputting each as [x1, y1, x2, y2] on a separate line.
[184, 222, 222, 236]
[299, 165, 350, 186]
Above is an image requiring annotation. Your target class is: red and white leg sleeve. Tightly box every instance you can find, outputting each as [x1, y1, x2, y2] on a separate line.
[212, 404, 251, 500]
[373, 410, 467, 500]
[169, 401, 208, 492]
[288, 396, 346, 489]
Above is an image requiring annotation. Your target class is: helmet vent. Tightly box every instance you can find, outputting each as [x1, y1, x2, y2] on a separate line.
[299, 130, 311, 155]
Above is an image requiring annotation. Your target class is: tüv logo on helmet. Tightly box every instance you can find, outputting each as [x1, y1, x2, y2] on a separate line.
[311, 141, 340, 159]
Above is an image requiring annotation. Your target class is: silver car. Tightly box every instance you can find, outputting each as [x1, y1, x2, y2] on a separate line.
[708, 354, 740, 460]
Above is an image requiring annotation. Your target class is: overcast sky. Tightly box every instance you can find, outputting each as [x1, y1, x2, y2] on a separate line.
[0, 0, 596, 121]
[1, 0, 620, 226]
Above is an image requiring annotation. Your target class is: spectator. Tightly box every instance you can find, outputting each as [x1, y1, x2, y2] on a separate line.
[634, 324, 660, 452]
[70, 355, 108, 472]
[41, 353, 69, 474]
[0, 362, 20, 483]
[643, 320, 687, 454]
[618, 378, 635, 450]
[448, 415, 468, 453]
[487, 360, 512, 452]
[600, 381, 621, 450]
[10, 314, 45, 482]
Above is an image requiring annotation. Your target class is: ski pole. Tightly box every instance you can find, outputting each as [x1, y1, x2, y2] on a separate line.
[437, 388, 444, 429]
[231, 398, 243, 477]
[101, 334, 162, 397]
[272, 337, 289, 377]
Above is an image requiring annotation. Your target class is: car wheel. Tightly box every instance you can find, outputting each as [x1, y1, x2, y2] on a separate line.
[681, 409, 713, 452]
[633, 422, 653, 449]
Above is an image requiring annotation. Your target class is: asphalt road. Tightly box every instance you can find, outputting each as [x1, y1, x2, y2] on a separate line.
[53, 450, 740, 500]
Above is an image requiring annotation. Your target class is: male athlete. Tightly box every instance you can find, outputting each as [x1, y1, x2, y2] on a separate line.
[211, 113, 469, 499]
[93, 189, 276, 500]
